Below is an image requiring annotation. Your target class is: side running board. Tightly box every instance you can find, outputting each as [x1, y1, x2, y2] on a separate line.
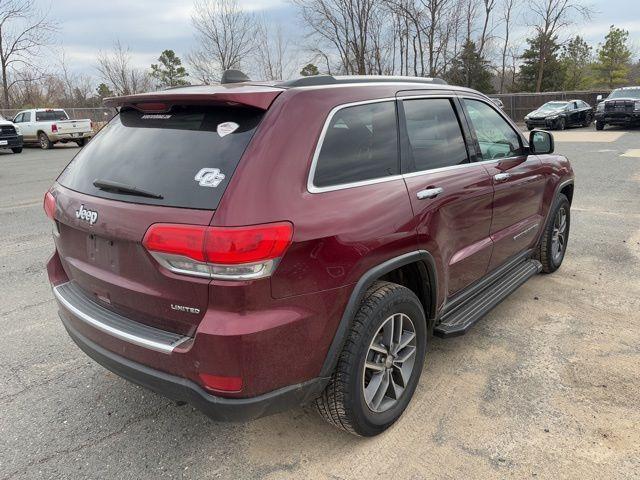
[434, 259, 542, 338]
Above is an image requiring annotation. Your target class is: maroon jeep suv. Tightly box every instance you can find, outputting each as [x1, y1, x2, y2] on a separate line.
[45, 74, 573, 436]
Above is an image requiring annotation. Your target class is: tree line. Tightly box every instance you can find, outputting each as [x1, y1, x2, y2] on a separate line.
[2, 0, 639, 109]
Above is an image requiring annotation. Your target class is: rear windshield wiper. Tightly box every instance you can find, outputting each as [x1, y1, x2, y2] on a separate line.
[93, 179, 163, 199]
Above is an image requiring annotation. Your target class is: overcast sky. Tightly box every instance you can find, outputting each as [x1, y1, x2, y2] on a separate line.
[38, 0, 640, 79]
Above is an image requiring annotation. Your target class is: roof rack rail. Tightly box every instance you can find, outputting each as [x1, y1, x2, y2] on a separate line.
[279, 75, 447, 88]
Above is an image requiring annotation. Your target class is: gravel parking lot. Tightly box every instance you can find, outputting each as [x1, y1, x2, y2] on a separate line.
[1, 131, 639, 480]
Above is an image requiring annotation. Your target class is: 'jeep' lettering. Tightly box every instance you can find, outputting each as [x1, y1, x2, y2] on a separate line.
[75, 205, 98, 225]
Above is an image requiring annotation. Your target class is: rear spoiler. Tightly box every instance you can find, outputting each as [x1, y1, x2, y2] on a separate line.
[104, 86, 283, 112]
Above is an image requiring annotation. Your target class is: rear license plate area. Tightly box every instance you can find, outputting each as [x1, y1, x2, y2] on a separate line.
[86, 234, 120, 271]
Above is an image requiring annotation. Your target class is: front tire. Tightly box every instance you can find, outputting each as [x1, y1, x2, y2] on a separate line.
[11, 147, 22, 153]
[315, 281, 427, 436]
[595, 120, 605, 131]
[556, 118, 566, 131]
[538, 193, 570, 273]
[38, 132, 53, 149]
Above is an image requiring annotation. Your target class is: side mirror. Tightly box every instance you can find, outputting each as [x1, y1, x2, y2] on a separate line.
[529, 130, 554, 155]
[596, 94, 603, 102]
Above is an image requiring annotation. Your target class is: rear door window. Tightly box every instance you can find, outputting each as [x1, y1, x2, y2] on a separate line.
[312, 101, 399, 189]
[36, 110, 68, 121]
[57, 105, 264, 209]
[401, 98, 469, 172]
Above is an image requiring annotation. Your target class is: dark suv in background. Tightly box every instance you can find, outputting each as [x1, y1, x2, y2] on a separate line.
[595, 86, 640, 130]
[46, 73, 574, 436]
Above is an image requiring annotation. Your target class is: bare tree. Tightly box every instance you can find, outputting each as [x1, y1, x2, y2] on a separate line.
[96, 41, 151, 95]
[0, 0, 56, 107]
[529, 0, 591, 91]
[293, 0, 380, 75]
[498, 0, 519, 92]
[189, 0, 256, 83]
[254, 19, 292, 80]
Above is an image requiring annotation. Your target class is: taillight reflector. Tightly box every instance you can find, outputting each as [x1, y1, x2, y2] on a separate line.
[198, 373, 243, 393]
[43, 191, 56, 220]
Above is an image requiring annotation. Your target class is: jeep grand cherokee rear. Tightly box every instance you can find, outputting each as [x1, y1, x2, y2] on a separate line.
[47, 75, 573, 436]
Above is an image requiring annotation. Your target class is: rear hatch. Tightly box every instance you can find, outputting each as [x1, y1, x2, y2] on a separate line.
[52, 87, 281, 336]
[56, 119, 92, 135]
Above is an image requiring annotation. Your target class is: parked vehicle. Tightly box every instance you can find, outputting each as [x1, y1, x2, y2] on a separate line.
[524, 100, 594, 130]
[13, 109, 94, 149]
[0, 114, 23, 153]
[490, 97, 504, 109]
[45, 73, 574, 437]
[594, 86, 640, 130]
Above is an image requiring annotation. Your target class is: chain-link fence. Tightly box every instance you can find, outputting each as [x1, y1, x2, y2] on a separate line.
[492, 90, 611, 122]
[0, 107, 116, 124]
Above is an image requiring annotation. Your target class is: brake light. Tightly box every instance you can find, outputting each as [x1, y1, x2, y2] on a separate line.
[51, 124, 58, 133]
[43, 191, 56, 220]
[142, 222, 293, 280]
[90, 120, 94, 130]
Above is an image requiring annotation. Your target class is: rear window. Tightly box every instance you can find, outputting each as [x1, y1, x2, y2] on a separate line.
[36, 110, 68, 121]
[58, 105, 263, 210]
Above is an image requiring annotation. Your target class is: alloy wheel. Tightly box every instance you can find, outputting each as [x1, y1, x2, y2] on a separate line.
[362, 313, 417, 413]
[551, 207, 567, 263]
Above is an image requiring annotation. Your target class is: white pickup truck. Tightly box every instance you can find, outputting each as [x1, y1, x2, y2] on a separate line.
[12, 108, 94, 149]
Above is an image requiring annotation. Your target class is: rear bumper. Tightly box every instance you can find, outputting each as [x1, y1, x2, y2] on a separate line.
[60, 312, 327, 421]
[50, 131, 93, 142]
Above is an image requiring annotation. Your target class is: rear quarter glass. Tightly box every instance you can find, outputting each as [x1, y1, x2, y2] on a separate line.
[57, 105, 264, 210]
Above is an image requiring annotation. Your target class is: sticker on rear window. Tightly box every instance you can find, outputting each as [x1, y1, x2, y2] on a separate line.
[194, 168, 226, 187]
[217, 122, 239, 137]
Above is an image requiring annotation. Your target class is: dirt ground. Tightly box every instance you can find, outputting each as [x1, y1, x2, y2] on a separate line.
[1, 128, 638, 479]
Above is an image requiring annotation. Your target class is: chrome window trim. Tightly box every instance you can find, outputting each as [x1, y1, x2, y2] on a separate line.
[307, 94, 534, 194]
[307, 97, 400, 194]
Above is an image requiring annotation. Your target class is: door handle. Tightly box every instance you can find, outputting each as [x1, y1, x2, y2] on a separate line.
[494, 173, 512, 182]
[416, 187, 444, 200]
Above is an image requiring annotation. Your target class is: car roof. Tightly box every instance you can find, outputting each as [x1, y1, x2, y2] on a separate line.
[104, 76, 487, 111]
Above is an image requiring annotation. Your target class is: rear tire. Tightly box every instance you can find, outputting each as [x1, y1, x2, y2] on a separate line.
[595, 120, 605, 131]
[75, 138, 87, 147]
[11, 147, 22, 153]
[582, 116, 592, 127]
[538, 194, 570, 273]
[38, 132, 53, 149]
[315, 281, 427, 436]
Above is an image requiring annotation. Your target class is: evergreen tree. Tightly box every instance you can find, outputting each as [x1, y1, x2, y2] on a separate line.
[446, 40, 494, 93]
[150, 50, 189, 88]
[518, 33, 565, 92]
[560, 36, 593, 90]
[300, 63, 320, 76]
[96, 83, 114, 99]
[595, 26, 632, 88]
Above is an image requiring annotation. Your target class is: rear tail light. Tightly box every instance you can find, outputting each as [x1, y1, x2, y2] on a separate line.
[43, 191, 56, 220]
[90, 120, 94, 130]
[142, 222, 293, 280]
[51, 124, 58, 133]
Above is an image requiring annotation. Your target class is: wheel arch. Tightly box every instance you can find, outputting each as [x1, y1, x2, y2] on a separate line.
[319, 250, 437, 378]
